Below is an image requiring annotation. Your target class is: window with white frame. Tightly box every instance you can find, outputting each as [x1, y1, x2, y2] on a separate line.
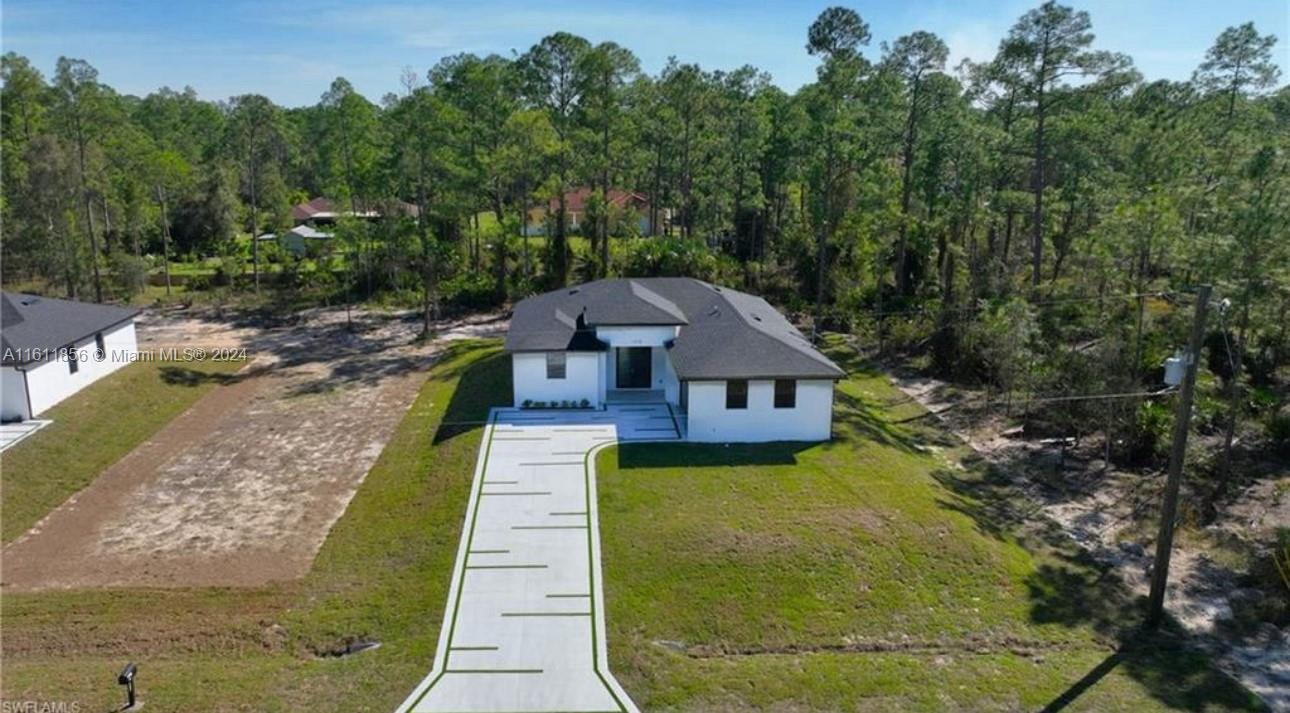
[546, 351, 566, 379]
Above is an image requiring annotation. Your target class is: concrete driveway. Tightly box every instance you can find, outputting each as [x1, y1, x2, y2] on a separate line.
[397, 404, 680, 713]
[0, 420, 50, 453]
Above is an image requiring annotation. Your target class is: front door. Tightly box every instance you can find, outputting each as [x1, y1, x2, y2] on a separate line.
[616, 347, 652, 389]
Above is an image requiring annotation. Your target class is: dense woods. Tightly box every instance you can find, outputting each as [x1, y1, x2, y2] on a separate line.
[2, 5, 1288, 506]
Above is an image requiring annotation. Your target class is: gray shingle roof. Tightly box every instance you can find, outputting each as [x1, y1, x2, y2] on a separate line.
[1, 292, 140, 366]
[504, 278, 844, 380]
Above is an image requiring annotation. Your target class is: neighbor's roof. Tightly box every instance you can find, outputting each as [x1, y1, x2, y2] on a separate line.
[1, 292, 140, 366]
[292, 197, 385, 222]
[548, 187, 650, 214]
[505, 278, 844, 380]
[289, 225, 333, 239]
[291, 197, 335, 221]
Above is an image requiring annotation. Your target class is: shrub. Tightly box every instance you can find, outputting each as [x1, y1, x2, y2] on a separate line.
[1129, 401, 1173, 464]
[622, 236, 738, 284]
[186, 273, 214, 292]
[441, 272, 501, 311]
[107, 252, 149, 300]
[1268, 409, 1290, 457]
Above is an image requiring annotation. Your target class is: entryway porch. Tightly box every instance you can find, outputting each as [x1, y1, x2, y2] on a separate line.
[605, 388, 666, 404]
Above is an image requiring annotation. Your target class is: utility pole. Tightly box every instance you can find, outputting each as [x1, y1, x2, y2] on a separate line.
[155, 185, 173, 296]
[1146, 284, 1211, 630]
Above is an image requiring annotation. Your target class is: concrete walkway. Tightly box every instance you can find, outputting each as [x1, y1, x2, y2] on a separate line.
[397, 404, 680, 713]
[0, 420, 51, 453]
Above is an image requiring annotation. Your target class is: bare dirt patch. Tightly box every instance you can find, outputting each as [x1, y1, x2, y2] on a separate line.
[1, 306, 507, 591]
[884, 364, 1289, 709]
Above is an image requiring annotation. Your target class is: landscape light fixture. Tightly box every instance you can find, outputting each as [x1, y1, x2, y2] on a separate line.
[117, 662, 137, 709]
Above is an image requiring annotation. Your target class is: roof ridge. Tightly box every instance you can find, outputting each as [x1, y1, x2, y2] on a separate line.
[626, 279, 688, 323]
[713, 285, 841, 373]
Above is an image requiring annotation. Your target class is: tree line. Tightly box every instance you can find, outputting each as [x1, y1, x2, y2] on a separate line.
[2, 4, 1288, 501]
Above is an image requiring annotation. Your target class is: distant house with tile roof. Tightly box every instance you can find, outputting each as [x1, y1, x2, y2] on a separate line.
[290, 197, 419, 226]
[524, 188, 669, 237]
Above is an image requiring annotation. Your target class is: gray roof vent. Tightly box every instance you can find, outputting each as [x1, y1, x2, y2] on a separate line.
[751, 313, 762, 322]
[708, 305, 721, 316]
[568, 288, 580, 295]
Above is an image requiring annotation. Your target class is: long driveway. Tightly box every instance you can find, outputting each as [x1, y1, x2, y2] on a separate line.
[397, 404, 680, 713]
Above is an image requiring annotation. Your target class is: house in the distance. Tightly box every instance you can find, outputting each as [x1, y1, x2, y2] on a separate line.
[257, 224, 335, 257]
[291, 197, 377, 225]
[273, 198, 421, 256]
[291, 197, 420, 226]
[525, 188, 668, 237]
[504, 278, 844, 442]
[1, 292, 139, 422]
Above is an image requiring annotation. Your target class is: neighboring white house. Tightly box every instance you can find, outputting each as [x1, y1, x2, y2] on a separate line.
[1, 292, 140, 422]
[504, 278, 844, 443]
[256, 224, 335, 257]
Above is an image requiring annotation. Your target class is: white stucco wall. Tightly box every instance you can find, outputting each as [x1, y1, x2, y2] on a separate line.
[684, 379, 834, 443]
[594, 327, 680, 397]
[511, 351, 603, 408]
[594, 325, 678, 348]
[22, 321, 138, 418]
[2, 366, 31, 421]
[653, 348, 680, 401]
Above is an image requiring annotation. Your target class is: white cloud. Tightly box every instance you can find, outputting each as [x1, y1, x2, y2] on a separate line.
[944, 20, 1004, 70]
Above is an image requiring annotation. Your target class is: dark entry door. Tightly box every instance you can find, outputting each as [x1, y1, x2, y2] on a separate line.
[616, 347, 652, 389]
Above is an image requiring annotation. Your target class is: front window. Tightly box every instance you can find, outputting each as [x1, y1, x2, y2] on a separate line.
[68, 347, 79, 375]
[95, 332, 106, 360]
[725, 379, 748, 409]
[546, 352, 566, 379]
[774, 379, 796, 408]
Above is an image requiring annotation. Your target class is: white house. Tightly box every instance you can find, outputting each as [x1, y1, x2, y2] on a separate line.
[257, 224, 334, 257]
[504, 278, 844, 443]
[1, 292, 140, 422]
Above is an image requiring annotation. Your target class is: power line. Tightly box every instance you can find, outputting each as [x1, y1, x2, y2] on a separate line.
[855, 289, 1176, 320]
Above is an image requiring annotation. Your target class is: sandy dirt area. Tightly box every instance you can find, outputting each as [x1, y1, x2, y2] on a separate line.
[886, 368, 1289, 709]
[1, 306, 506, 591]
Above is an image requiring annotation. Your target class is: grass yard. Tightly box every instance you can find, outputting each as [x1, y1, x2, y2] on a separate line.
[0, 341, 504, 711]
[1, 359, 245, 543]
[596, 340, 1265, 711]
[0, 340, 1264, 711]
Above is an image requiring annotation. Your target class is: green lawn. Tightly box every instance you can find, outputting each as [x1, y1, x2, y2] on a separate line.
[0, 341, 505, 711]
[1, 359, 245, 543]
[596, 340, 1264, 711]
[1, 341, 1263, 711]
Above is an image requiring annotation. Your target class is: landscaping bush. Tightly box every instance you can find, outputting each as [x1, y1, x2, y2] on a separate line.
[519, 398, 594, 410]
[441, 272, 501, 311]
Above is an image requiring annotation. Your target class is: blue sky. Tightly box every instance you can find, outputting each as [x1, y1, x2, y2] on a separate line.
[3, 0, 1286, 107]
